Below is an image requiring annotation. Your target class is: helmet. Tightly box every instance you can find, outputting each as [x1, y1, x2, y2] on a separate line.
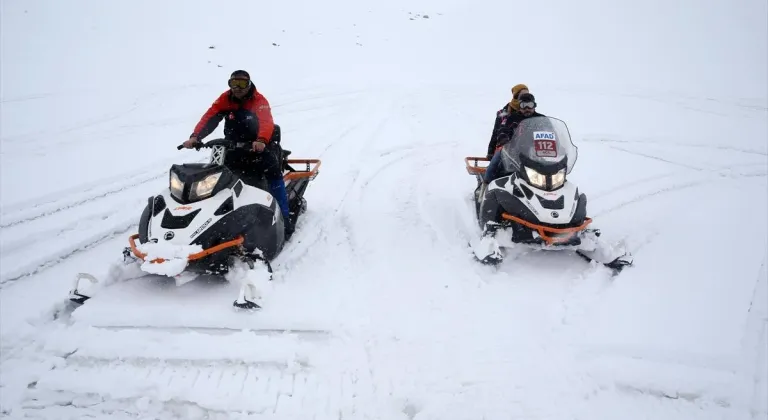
[518, 93, 536, 109]
[230, 69, 251, 79]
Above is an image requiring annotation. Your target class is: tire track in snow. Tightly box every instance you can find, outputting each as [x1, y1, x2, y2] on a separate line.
[592, 170, 766, 218]
[21, 366, 373, 419]
[742, 257, 768, 417]
[0, 170, 164, 229]
[1, 154, 208, 228]
[12, 326, 378, 419]
[0, 207, 123, 256]
[0, 220, 138, 286]
[588, 137, 766, 218]
[581, 137, 768, 157]
[268, 88, 396, 270]
[1, 85, 207, 144]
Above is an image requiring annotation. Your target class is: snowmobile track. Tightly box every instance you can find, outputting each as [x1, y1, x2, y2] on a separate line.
[12, 326, 375, 420]
[0, 223, 137, 286]
[1, 171, 165, 229]
[581, 137, 768, 157]
[18, 361, 372, 419]
[593, 170, 766, 218]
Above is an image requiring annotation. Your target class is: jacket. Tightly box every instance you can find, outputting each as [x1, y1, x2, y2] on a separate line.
[191, 85, 275, 143]
[494, 110, 545, 151]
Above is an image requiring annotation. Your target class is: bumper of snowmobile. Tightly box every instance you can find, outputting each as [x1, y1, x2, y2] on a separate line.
[501, 213, 593, 246]
[127, 234, 245, 264]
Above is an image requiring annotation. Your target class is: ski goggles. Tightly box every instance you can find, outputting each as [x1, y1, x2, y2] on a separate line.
[228, 78, 251, 89]
[519, 101, 536, 110]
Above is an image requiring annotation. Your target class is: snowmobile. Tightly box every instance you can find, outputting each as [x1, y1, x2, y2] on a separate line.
[466, 116, 633, 273]
[69, 125, 321, 309]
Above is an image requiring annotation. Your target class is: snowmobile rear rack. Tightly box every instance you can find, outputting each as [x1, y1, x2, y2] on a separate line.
[501, 213, 593, 245]
[284, 159, 321, 181]
[128, 234, 245, 263]
[465, 156, 489, 175]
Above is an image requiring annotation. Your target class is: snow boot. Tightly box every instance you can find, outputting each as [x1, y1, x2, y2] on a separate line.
[269, 178, 294, 239]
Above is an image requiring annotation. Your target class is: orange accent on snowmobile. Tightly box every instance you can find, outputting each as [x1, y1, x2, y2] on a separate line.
[284, 159, 321, 181]
[465, 156, 489, 175]
[501, 214, 593, 245]
[128, 234, 245, 264]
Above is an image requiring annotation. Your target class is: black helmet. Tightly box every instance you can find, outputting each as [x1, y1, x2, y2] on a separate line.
[230, 69, 251, 79]
[518, 93, 536, 109]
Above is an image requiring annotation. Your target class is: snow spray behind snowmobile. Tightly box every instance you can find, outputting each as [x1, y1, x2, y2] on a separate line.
[69, 125, 321, 309]
[466, 116, 632, 272]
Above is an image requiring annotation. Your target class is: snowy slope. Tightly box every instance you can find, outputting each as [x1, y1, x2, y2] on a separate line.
[2, 0, 767, 419]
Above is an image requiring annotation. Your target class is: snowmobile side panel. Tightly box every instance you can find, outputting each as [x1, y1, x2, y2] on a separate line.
[231, 182, 274, 210]
[192, 202, 284, 260]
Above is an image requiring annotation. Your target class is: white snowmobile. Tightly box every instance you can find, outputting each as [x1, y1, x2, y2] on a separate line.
[69, 125, 321, 309]
[467, 116, 633, 273]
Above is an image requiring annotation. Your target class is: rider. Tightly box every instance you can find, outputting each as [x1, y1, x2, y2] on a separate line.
[182, 70, 294, 237]
[484, 93, 544, 183]
[474, 92, 546, 264]
[487, 84, 529, 159]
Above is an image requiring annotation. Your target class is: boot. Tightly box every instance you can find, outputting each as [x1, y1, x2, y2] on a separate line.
[268, 178, 294, 239]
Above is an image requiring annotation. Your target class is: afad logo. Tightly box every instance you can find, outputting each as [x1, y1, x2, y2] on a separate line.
[533, 131, 555, 140]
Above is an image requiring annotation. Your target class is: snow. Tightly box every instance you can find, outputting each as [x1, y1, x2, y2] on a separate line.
[135, 242, 203, 277]
[1, 0, 767, 418]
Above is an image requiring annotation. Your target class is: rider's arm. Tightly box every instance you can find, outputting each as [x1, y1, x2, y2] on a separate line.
[251, 94, 275, 143]
[191, 93, 229, 140]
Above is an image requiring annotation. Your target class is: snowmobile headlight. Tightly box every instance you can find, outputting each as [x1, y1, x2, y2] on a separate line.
[170, 172, 184, 200]
[524, 167, 546, 189]
[192, 172, 222, 200]
[551, 168, 566, 189]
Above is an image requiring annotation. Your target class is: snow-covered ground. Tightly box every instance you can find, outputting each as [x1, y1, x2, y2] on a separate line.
[2, 0, 767, 418]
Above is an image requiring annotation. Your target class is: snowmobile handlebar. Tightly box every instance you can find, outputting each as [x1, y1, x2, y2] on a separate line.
[176, 138, 254, 151]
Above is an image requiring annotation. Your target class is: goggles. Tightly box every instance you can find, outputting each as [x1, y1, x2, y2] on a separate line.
[519, 101, 536, 110]
[228, 78, 251, 89]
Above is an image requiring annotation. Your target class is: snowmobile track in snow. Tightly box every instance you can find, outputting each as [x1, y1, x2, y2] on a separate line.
[0, 171, 165, 229]
[18, 362, 372, 419]
[10, 325, 375, 420]
[0, 223, 137, 286]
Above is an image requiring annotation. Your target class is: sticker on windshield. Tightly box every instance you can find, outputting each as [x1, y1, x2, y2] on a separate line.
[534, 131, 556, 140]
[534, 139, 557, 157]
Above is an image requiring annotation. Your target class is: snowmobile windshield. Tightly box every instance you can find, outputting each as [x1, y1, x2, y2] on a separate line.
[500, 116, 578, 175]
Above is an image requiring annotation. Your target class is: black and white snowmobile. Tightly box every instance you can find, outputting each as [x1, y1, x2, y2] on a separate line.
[466, 116, 633, 273]
[69, 125, 321, 309]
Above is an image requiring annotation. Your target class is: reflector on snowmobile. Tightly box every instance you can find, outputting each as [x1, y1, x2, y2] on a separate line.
[128, 234, 245, 264]
[501, 213, 592, 245]
[465, 156, 489, 175]
[284, 159, 321, 181]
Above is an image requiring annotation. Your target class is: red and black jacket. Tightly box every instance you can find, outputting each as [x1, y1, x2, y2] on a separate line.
[191, 85, 275, 144]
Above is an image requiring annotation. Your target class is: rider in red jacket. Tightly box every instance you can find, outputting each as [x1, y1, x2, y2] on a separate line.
[182, 70, 294, 237]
